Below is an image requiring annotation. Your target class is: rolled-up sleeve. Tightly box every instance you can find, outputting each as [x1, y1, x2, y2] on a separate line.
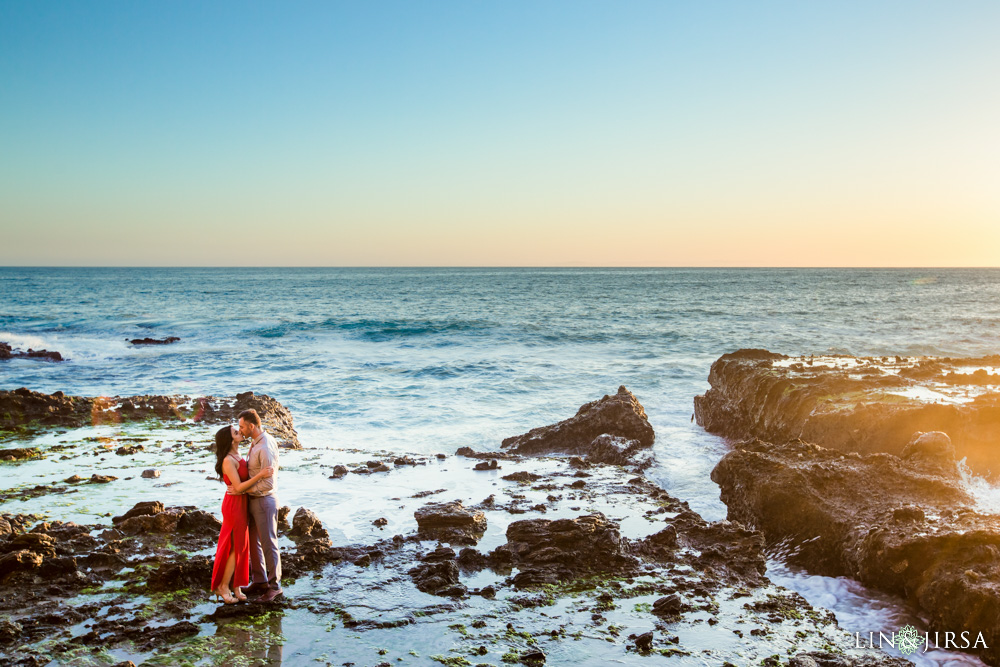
[247, 435, 278, 496]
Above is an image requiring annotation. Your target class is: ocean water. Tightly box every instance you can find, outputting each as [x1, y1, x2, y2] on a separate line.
[3, 268, 1000, 511]
[3, 267, 1000, 665]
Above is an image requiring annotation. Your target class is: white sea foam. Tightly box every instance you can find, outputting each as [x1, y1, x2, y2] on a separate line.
[0, 331, 54, 351]
[959, 459, 1000, 514]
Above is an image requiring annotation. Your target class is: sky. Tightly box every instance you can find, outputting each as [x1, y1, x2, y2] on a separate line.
[1, 1, 998, 267]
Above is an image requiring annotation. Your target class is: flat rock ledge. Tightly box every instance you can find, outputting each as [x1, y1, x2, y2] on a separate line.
[711, 436, 1000, 666]
[694, 348, 1000, 478]
[413, 501, 487, 545]
[501, 385, 655, 467]
[0, 388, 301, 449]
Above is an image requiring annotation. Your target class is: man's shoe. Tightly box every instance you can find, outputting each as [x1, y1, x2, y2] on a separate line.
[256, 588, 284, 603]
[241, 582, 268, 597]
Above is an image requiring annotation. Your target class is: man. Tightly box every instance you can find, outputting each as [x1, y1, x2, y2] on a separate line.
[232, 408, 283, 602]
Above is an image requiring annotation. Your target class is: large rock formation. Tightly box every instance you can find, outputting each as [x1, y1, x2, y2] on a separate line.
[711, 438, 1000, 665]
[0, 388, 301, 448]
[501, 386, 654, 463]
[695, 349, 1000, 478]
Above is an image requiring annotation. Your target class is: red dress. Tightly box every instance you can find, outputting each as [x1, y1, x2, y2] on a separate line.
[211, 457, 250, 591]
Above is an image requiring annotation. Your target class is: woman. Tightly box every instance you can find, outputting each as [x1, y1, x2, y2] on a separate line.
[211, 424, 273, 604]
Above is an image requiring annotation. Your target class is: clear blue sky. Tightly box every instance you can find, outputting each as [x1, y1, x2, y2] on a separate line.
[1, 1, 998, 266]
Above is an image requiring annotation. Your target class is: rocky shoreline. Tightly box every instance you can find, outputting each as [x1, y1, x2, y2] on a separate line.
[700, 349, 1000, 666]
[0, 388, 301, 450]
[694, 348, 1000, 478]
[0, 385, 914, 666]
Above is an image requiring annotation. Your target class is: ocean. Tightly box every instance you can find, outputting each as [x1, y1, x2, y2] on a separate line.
[3, 267, 999, 665]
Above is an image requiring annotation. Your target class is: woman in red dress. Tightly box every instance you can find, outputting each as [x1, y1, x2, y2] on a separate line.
[211, 425, 273, 603]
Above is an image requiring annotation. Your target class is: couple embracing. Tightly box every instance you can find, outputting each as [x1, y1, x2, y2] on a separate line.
[210, 408, 283, 604]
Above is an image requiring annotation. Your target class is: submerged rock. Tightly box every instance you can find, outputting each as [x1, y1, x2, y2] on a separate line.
[501, 386, 654, 461]
[128, 337, 180, 345]
[414, 501, 487, 546]
[712, 437, 1000, 665]
[787, 653, 910, 666]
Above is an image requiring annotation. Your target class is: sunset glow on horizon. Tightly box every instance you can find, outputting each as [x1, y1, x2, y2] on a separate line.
[1, 1, 998, 267]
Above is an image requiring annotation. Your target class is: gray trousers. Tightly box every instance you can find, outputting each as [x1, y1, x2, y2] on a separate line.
[248, 494, 282, 590]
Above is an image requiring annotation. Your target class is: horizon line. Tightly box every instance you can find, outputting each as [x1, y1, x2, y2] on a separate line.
[1, 265, 998, 270]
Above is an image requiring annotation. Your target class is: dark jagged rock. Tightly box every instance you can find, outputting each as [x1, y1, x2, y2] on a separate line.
[650, 508, 767, 590]
[0, 550, 45, 580]
[147, 557, 213, 592]
[0, 388, 300, 449]
[414, 501, 487, 546]
[231, 391, 300, 449]
[117, 509, 185, 535]
[0, 342, 63, 362]
[501, 386, 654, 463]
[633, 630, 654, 652]
[455, 446, 520, 461]
[711, 437, 1000, 665]
[694, 349, 1000, 478]
[652, 594, 683, 616]
[502, 471, 542, 483]
[178, 510, 222, 536]
[518, 650, 546, 663]
[493, 513, 637, 586]
[1, 534, 52, 557]
[113, 501, 164, 524]
[290, 507, 329, 539]
[473, 459, 499, 471]
[586, 434, 648, 467]
[88, 474, 117, 484]
[0, 618, 22, 644]
[129, 337, 180, 345]
[408, 546, 466, 597]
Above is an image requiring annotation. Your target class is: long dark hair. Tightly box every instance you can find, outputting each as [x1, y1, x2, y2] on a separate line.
[214, 426, 234, 481]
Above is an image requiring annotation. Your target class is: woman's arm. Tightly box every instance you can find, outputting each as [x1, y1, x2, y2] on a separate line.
[225, 459, 274, 495]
